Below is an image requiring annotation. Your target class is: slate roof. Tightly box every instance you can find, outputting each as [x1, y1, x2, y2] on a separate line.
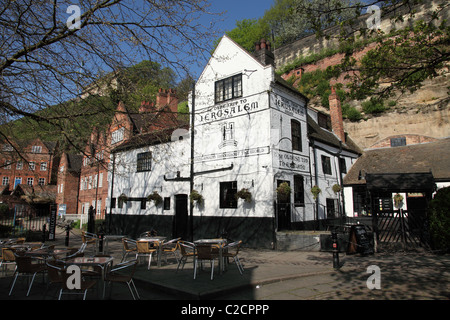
[344, 137, 450, 186]
[66, 153, 83, 173]
[307, 114, 362, 155]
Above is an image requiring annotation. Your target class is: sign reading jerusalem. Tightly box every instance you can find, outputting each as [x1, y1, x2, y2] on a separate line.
[196, 98, 260, 124]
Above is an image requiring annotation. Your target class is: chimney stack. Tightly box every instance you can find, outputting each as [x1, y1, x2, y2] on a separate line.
[156, 88, 178, 113]
[254, 39, 275, 67]
[329, 86, 346, 143]
[139, 101, 156, 113]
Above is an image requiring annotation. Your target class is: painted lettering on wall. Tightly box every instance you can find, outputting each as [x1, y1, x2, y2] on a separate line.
[196, 146, 270, 162]
[274, 150, 309, 173]
[197, 99, 259, 124]
[271, 93, 306, 117]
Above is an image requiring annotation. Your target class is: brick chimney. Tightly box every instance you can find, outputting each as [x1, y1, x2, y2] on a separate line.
[156, 88, 178, 114]
[328, 86, 346, 142]
[139, 101, 156, 113]
[254, 39, 275, 66]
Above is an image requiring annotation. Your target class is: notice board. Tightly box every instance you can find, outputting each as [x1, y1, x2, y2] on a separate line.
[347, 225, 373, 255]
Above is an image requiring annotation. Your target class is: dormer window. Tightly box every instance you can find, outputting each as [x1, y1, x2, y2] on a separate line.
[31, 145, 42, 153]
[111, 127, 125, 145]
[215, 74, 242, 103]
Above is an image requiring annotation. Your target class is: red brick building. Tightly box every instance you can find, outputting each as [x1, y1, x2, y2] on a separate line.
[56, 153, 83, 216]
[1, 138, 59, 191]
[77, 89, 181, 219]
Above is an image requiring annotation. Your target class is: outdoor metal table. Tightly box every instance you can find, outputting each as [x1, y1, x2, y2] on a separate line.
[194, 239, 227, 275]
[64, 256, 114, 299]
[102, 235, 125, 254]
[25, 247, 72, 260]
[137, 237, 166, 267]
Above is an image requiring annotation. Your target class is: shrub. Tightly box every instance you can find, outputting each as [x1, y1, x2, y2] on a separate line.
[361, 98, 386, 114]
[428, 187, 450, 252]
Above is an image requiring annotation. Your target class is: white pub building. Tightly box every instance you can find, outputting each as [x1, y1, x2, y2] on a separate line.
[107, 36, 361, 248]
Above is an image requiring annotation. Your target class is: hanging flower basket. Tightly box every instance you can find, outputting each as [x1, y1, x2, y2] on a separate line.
[276, 182, 291, 201]
[118, 194, 128, 203]
[332, 184, 342, 194]
[236, 188, 252, 203]
[190, 190, 204, 205]
[394, 193, 404, 208]
[147, 191, 163, 206]
[311, 185, 322, 200]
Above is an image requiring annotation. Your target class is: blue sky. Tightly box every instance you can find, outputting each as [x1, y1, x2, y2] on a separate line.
[210, 0, 275, 34]
[188, 0, 275, 77]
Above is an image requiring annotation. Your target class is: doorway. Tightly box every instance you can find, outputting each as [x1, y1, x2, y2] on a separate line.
[276, 180, 291, 230]
[174, 194, 188, 239]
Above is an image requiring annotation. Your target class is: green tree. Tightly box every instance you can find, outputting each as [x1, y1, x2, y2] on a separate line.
[428, 187, 450, 252]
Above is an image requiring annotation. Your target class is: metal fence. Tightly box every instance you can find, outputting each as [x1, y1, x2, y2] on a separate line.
[0, 206, 49, 239]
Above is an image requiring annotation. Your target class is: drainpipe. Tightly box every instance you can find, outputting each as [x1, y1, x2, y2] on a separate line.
[337, 141, 346, 223]
[108, 153, 116, 234]
[189, 83, 195, 241]
[311, 139, 319, 231]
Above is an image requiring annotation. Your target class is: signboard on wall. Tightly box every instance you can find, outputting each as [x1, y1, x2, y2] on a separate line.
[270, 92, 306, 118]
[48, 205, 57, 241]
[273, 150, 309, 173]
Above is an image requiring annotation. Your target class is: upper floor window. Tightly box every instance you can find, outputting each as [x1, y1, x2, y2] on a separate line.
[4, 161, 11, 170]
[215, 74, 242, 104]
[31, 145, 42, 153]
[137, 152, 152, 172]
[390, 137, 406, 147]
[321, 155, 332, 175]
[2, 144, 13, 152]
[111, 127, 125, 145]
[291, 120, 302, 152]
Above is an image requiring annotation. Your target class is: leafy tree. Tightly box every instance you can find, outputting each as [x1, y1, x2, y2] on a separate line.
[428, 187, 450, 252]
[0, 0, 221, 154]
[291, 0, 450, 100]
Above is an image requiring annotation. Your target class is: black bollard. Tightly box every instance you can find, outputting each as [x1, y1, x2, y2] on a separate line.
[332, 231, 340, 269]
[98, 232, 104, 253]
[65, 224, 71, 247]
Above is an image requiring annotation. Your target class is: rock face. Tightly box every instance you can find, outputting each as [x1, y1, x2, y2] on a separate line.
[343, 73, 450, 150]
[275, 0, 450, 150]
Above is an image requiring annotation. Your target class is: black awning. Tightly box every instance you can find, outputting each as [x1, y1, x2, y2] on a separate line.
[366, 172, 435, 193]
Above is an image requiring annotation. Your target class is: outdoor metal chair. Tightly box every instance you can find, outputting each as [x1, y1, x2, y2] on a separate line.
[194, 244, 221, 280]
[177, 241, 196, 272]
[104, 259, 140, 300]
[161, 237, 181, 264]
[81, 231, 98, 254]
[0, 247, 16, 275]
[58, 265, 98, 300]
[136, 240, 159, 270]
[44, 260, 65, 299]
[9, 253, 47, 296]
[121, 238, 137, 262]
[222, 240, 244, 274]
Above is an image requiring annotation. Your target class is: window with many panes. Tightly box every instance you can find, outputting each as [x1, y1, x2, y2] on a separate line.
[291, 120, 302, 151]
[321, 155, 332, 175]
[294, 175, 305, 206]
[390, 137, 406, 147]
[111, 127, 125, 145]
[215, 74, 242, 103]
[137, 152, 152, 172]
[219, 181, 237, 208]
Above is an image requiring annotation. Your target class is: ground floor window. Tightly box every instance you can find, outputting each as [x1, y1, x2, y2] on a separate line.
[293, 175, 305, 206]
[220, 181, 237, 208]
[326, 198, 338, 218]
